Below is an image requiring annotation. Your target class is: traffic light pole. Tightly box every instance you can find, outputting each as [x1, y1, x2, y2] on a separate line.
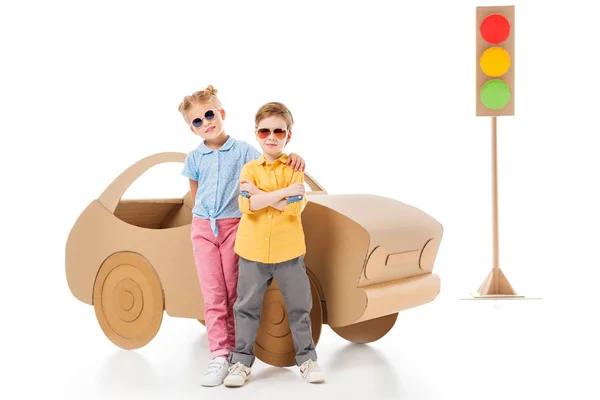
[491, 116, 501, 293]
[472, 116, 521, 298]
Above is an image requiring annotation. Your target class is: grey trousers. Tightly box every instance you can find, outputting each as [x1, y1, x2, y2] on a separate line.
[229, 255, 317, 367]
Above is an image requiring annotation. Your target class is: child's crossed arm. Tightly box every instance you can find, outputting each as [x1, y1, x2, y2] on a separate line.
[238, 164, 305, 214]
[240, 179, 304, 212]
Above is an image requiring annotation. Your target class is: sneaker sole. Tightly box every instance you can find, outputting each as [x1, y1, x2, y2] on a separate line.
[201, 382, 223, 387]
[224, 380, 246, 388]
[304, 375, 325, 383]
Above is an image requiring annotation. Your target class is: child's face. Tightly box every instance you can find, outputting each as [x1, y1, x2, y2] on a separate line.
[256, 116, 291, 157]
[186, 101, 226, 141]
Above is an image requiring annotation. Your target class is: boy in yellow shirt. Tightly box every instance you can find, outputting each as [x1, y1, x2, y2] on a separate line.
[224, 102, 325, 387]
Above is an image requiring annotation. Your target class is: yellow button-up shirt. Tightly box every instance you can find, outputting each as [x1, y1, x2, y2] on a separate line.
[234, 153, 308, 264]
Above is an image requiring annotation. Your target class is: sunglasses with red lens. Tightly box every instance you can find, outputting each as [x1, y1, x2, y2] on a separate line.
[256, 128, 287, 140]
[191, 110, 217, 128]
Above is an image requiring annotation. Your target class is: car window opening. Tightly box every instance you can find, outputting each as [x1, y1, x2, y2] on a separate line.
[113, 198, 192, 229]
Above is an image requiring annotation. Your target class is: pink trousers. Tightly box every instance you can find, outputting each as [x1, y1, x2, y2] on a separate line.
[191, 217, 240, 359]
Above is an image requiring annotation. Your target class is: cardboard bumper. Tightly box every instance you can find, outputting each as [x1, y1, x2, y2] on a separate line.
[302, 194, 443, 328]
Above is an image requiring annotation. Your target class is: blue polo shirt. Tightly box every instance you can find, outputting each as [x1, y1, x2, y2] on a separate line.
[182, 136, 261, 236]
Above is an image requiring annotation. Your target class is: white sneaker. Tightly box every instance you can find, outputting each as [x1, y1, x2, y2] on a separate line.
[300, 359, 325, 383]
[200, 356, 229, 387]
[224, 362, 251, 387]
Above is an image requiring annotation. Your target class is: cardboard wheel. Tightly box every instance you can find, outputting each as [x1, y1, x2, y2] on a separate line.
[254, 278, 322, 367]
[332, 313, 398, 344]
[93, 252, 164, 350]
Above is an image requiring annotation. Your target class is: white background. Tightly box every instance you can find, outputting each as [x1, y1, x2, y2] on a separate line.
[2, 0, 599, 399]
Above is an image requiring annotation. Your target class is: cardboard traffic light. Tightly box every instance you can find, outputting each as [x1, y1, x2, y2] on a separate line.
[469, 5, 529, 300]
[476, 5, 514, 116]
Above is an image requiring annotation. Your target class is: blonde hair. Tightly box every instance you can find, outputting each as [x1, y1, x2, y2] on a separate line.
[178, 85, 222, 122]
[255, 102, 294, 131]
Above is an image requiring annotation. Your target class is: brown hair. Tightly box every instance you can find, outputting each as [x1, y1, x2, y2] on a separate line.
[178, 85, 222, 122]
[255, 102, 294, 131]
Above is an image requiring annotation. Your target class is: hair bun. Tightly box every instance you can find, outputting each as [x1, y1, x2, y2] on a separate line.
[204, 85, 218, 95]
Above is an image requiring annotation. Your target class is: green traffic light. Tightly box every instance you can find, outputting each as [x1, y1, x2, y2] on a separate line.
[480, 79, 511, 110]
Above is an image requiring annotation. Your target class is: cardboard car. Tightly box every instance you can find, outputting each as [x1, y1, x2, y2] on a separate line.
[66, 152, 443, 367]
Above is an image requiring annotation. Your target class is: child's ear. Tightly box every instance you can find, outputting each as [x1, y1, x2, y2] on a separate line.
[287, 130, 292, 144]
[220, 109, 226, 120]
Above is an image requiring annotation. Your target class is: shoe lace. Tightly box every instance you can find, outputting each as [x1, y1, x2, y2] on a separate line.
[228, 362, 247, 376]
[205, 358, 226, 374]
[303, 360, 320, 374]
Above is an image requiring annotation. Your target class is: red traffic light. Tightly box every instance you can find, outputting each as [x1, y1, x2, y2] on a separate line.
[480, 13, 510, 44]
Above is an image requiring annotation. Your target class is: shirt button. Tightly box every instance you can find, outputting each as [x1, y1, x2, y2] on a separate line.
[265, 237, 269, 241]
[268, 214, 272, 219]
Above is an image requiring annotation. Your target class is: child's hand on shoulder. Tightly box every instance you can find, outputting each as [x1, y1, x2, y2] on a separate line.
[287, 153, 306, 171]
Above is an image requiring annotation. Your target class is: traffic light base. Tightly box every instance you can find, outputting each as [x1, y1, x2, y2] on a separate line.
[461, 268, 541, 300]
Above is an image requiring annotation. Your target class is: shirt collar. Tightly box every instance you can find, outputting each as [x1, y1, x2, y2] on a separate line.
[198, 135, 235, 154]
[257, 153, 289, 165]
